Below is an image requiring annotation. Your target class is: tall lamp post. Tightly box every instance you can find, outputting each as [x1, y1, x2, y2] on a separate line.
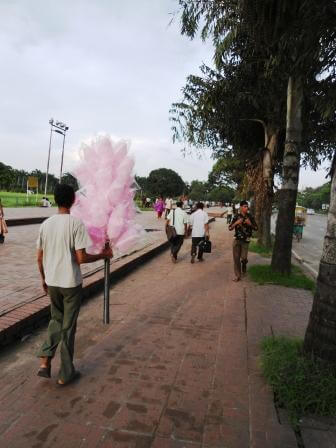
[44, 118, 69, 195]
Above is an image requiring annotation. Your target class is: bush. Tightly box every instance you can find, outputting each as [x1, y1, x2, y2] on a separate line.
[261, 336, 336, 426]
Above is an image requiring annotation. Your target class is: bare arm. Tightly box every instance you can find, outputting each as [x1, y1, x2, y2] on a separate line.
[75, 247, 113, 265]
[205, 223, 209, 236]
[37, 249, 48, 294]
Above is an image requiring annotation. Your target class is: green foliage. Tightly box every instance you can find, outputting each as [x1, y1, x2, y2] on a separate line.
[175, 0, 336, 183]
[189, 180, 207, 201]
[61, 172, 79, 191]
[0, 162, 59, 194]
[297, 182, 331, 210]
[134, 175, 148, 194]
[249, 239, 272, 257]
[146, 168, 185, 198]
[261, 336, 336, 426]
[207, 185, 235, 203]
[0, 192, 53, 207]
[248, 264, 315, 291]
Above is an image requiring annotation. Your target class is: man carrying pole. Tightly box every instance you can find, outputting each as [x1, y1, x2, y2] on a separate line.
[36, 183, 112, 386]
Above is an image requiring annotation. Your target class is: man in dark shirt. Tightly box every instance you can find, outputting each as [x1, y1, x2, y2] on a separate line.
[229, 200, 258, 281]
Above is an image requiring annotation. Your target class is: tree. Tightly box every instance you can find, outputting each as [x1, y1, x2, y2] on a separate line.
[177, 0, 336, 267]
[304, 154, 336, 361]
[208, 185, 235, 204]
[171, 46, 286, 248]
[189, 180, 208, 201]
[61, 172, 79, 191]
[146, 168, 185, 198]
[237, 0, 336, 274]
[297, 183, 331, 211]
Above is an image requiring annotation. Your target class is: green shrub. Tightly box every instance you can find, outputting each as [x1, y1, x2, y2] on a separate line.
[261, 336, 336, 426]
[248, 264, 315, 291]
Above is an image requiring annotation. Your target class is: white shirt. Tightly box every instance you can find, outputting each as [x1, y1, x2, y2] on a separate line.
[167, 208, 188, 235]
[165, 198, 173, 210]
[227, 206, 233, 214]
[37, 214, 92, 288]
[190, 209, 209, 237]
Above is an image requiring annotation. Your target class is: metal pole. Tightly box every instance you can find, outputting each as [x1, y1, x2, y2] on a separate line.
[44, 125, 53, 195]
[103, 241, 110, 324]
[59, 131, 66, 183]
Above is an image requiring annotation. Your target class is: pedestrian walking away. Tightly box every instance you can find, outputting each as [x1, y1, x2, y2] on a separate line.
[229, 200, 258, 282]
[165, 196, 173, 219]
[166, 201, 188, 263]
[226, 203, 233, 224]
[189, 202, 209, 263]
[36, 183, 113, 386]
[0, 198, 8, 244]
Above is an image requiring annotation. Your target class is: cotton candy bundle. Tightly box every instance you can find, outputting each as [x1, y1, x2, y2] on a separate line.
[71, 135, 144, 254]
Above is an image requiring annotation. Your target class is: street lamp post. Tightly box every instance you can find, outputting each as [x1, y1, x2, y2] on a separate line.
[44, 119, 54, 196]
[44, 119, 69, 194]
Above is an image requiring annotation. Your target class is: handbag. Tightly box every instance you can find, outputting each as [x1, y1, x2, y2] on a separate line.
[199, 237, 212, 253]
[166, 210, 177, 242]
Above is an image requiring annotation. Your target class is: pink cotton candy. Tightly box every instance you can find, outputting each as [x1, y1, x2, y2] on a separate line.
[71, 135, 142, 254]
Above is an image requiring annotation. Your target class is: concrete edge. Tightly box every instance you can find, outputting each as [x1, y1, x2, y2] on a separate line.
[7, 217, 48, 226]
[0, 216, 216, 347]
[0, 239, 169, 347]
[292, 249, 318, 279]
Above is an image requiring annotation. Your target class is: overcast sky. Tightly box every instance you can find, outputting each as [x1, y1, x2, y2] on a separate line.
[0, 0, 330, 188]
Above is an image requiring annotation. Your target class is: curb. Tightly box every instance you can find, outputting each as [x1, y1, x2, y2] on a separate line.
[1, 216, 216, 347]
[291, 249, 318, 279]
[0, 239, 169, 347]
[7, 217, 48, 226]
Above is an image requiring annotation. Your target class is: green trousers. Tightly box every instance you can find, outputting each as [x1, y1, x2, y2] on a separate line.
[37, 284, 82, 383]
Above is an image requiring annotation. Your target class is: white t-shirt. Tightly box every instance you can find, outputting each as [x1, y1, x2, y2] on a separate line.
[165, 198, 173, 210]
[167, 208, 188, 235]
[227, 206, 233, 215]
[190, 209, 209, 237]
[37, 214, 92, 288]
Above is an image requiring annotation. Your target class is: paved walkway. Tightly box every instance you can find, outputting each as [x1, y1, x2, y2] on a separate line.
[0, 218, 318, 447]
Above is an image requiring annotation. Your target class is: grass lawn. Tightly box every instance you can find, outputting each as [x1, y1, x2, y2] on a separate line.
[249, 238, 272, 257]
[248, 264, 315, 291]
[261, 336, 336, 426]
[0, 191, 52, 207]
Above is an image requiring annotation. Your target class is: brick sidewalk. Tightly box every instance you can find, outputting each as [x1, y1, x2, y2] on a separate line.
[0, 219, 315, 447]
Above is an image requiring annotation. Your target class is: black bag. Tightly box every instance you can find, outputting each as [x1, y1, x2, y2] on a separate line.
[199, 237, 212, 253]
[166, 210, 177, 242]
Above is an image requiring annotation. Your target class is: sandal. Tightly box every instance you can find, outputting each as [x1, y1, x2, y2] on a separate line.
[56, 371, 81, 386]
[37, 365, 51, 378]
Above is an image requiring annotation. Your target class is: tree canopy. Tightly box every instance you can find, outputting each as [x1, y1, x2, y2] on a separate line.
[146, 168, 185, 198]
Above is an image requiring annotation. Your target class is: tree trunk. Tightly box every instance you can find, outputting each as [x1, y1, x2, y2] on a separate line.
[304, 154, 336, 361]
[271, 76, 303, 274]
[256, 128, 278, 249]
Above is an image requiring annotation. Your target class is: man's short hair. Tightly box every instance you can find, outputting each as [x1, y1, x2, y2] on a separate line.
[196, 202, 204, 209]
[176, 201, 183, 208]
[54, 184, 75, 208]
[240, 200, 248, 207]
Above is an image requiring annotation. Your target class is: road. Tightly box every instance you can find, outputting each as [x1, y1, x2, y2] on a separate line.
[272, 213, 327, 276]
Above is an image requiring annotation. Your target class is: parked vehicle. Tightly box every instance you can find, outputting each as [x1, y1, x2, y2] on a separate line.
[307, 208, 315, 215]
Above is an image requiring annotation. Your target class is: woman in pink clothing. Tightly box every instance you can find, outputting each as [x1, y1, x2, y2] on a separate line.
[154, 196, 165, 219]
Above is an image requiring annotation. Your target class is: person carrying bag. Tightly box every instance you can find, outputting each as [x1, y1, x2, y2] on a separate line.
[166, 201, 188, 263]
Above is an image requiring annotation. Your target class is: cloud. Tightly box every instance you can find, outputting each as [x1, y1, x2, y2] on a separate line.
[0, 0, 329, 189]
